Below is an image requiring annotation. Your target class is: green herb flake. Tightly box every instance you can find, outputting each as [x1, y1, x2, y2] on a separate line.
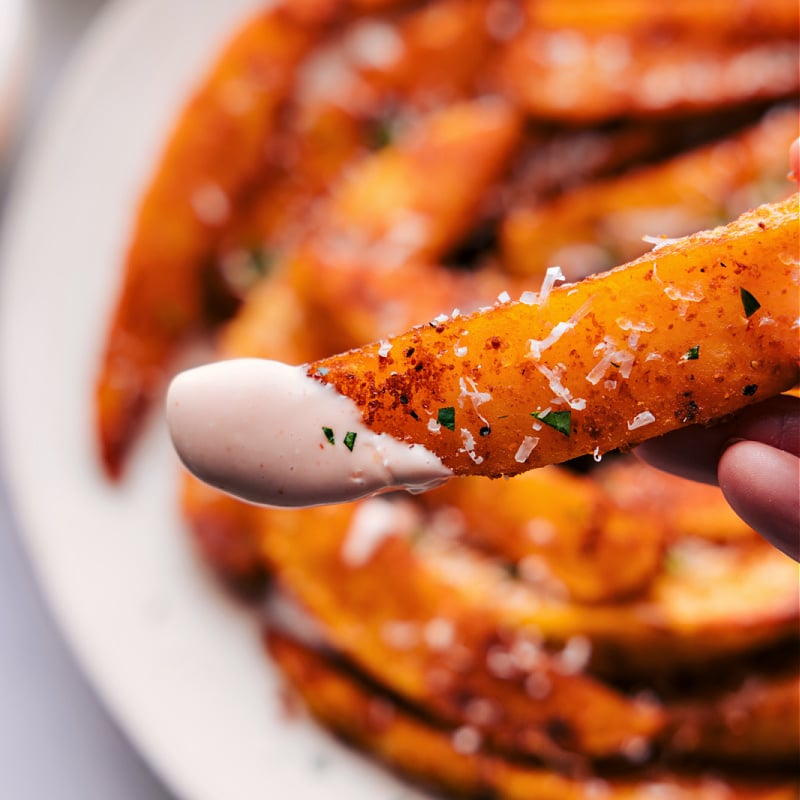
[343, 431, 357, 451]
[742, 384, 758, 396]
[248, 246, 272, 277]
[740, 287, 761, 318]
[682, 345, 700, 361]
[322, 426, 335, 445]
[437, 406, 456, 431]
[368, 117, 394, 151]
[532, 409, 572, 437]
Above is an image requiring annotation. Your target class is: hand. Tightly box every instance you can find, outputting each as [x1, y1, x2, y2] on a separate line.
[637, 138, 800, 561]
[636, 395, 799, 560]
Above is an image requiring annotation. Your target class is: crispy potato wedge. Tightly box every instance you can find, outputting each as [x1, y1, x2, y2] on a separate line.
[302, 97, 521, 267]
[502, 107, 799, 278]
[258, 500, 666, 762]
[595, 458, 758, 543]
[524, 0, 800, 39]
[287, 97, 522, 349]
[419, 468, 665, 604]
[268, 630, 797, 799]
[95, 6, 331, 476]
[667, 669, 800, 765]
[498, 30, 799, 123]
[416, 527, 798, 668]
[311, 195, 800, 479]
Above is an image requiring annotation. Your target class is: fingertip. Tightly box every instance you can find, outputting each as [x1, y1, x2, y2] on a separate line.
[718, 441, 800, 561]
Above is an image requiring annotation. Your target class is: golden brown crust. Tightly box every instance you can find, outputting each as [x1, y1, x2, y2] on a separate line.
[312, 195, 800, 477]
[268, 629, 798, 799]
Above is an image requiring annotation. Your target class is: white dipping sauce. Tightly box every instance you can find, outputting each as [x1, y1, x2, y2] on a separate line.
[166, 358, 452, 507]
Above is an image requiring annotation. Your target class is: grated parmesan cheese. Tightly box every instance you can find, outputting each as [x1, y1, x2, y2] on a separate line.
[342, 497, 418, 566]
[627, 411, 656, 431]
[514, 436, 540, 463]
[460, 428, 483, 465]
[536, 265, 565, 306]
[536, 363, 586, 410]
[527, 299, 592, 360]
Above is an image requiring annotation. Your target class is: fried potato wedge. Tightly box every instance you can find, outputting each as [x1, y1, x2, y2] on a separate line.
[287, 98, 522, 349]
[502, 107, 799, 278]
[524, 0, 800, 39]
[492, 539, 799, 677]
[419, 468, 665, 604]
[595, 458, 758, 543]
[268, 630, 797, 799]
[667, 669, 800, 765]
[310, 195, 800, 480]
[258, 500, 666, 762]
[499, 29, 799, 123]
[95, 6, 331, 476]
[302, 97, 521, 268]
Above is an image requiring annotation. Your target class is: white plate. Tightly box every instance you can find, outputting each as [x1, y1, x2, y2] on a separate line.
[0, 0, 31, 158]
[0, 1, 427, 798]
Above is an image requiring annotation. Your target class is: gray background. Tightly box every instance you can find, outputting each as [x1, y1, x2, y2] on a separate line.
[0, 1, 175, 797]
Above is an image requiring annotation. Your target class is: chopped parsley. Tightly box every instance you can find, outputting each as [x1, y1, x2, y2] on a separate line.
[532, 409, 572, 436]
[682, 345, 700, 361]
[437, 406, 456, 431]
[740, 288, 761, 318]
[322, 426, 335, 445]
[368, 117, 395, 151]
[343, 431, 357, 451]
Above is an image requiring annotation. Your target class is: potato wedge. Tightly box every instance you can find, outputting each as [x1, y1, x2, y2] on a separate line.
[419, 468, 665, 604]
[501, 106, 799, 278]
[268, 629, 797, 799]
[524, 0, 799, 39]
[258, 500, 666, 762]
[311, 195, 799, 481]
[498, 30, 799, 123]
[667, 669, 800, 765]
[95, 6, 331, 476]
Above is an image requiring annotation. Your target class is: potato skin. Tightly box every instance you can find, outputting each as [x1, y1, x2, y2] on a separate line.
[311, 195, 800, 477]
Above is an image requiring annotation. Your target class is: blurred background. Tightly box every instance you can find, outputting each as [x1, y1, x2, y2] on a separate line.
[0, 0, 173, 796]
